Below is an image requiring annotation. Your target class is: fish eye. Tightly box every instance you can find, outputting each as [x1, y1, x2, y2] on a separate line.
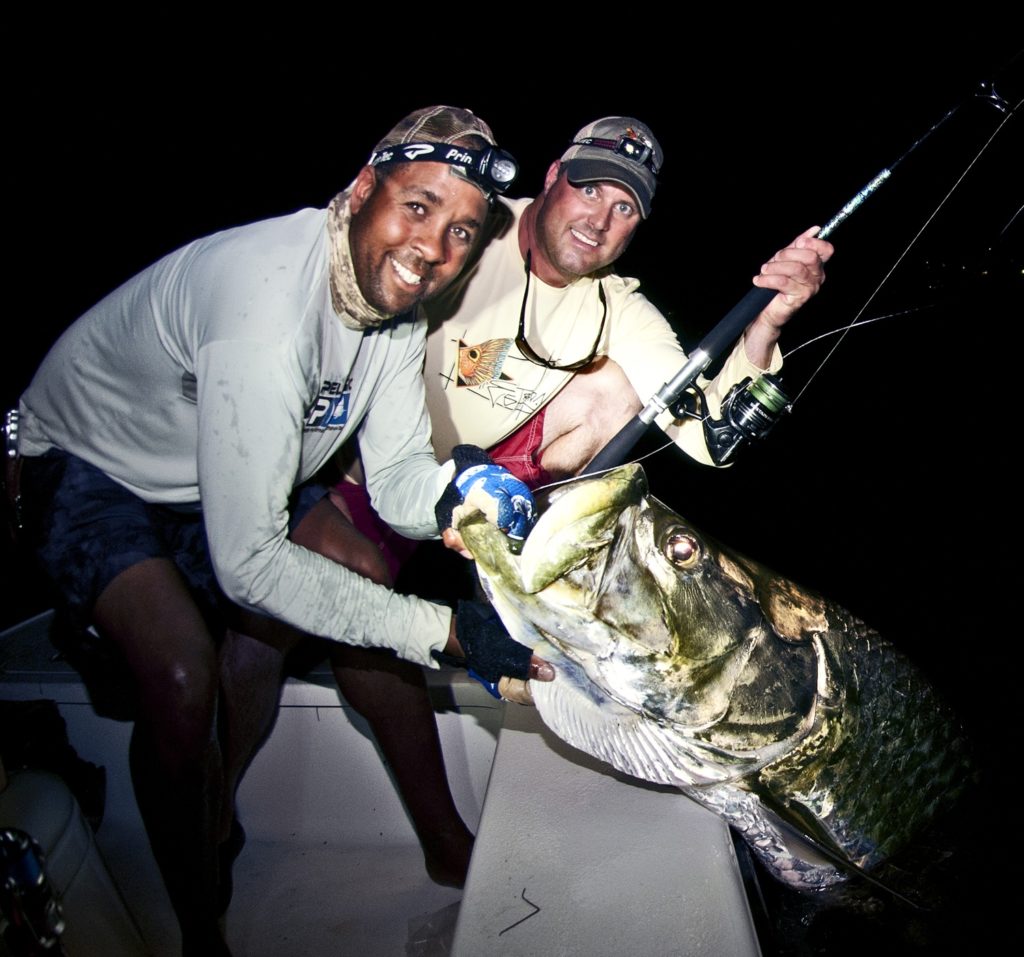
[663, 530, 700, 567]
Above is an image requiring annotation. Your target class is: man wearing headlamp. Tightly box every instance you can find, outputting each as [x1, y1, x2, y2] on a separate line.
[14, 105, 542, 955]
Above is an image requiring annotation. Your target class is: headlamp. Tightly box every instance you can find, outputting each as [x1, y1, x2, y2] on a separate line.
[368, 142, 519, 198]
[572, 134, 661, 174]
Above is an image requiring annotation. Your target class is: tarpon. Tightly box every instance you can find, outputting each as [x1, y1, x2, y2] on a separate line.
[455, 464, 974, 891]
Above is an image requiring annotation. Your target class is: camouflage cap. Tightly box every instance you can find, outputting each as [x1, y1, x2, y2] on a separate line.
[368, 106, 516, 199]
[560, 117, 663, 218]
[372, 106, 496, 153]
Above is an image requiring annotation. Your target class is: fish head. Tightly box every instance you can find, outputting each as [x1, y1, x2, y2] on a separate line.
[456, 463, 786, 735]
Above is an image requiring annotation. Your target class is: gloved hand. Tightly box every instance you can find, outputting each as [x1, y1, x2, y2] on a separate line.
[435, 445, 535, 542]
[432, 599, 532, 685]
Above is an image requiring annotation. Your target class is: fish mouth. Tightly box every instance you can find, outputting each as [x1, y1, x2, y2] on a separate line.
[516, 465, 646, 594]
[457, 464, 648, 664]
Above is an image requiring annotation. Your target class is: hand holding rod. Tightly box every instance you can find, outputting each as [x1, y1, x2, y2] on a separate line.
[581, 78, 1013, 477]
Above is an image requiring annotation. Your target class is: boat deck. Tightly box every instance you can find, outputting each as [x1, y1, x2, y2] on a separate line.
[2, 611, 759, 957]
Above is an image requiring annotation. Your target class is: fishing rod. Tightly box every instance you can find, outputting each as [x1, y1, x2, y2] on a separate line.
[581, 72, 1018, 477]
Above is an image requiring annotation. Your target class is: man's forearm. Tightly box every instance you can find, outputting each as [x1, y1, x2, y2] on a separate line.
[742, 316, 781, 370]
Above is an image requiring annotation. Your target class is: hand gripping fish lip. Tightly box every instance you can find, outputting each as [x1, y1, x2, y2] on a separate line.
[455, 464, 975, 892]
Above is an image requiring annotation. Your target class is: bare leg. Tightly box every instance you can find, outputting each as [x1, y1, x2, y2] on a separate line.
[538, 357, 642, 479]
[331, 644, 474, 885]
[212, 625, 290, 920]
[217, 629, 286, 839]
[214, 496, 391, 884]
[293, 497, 474, 886]
[93, 557, 229, 956]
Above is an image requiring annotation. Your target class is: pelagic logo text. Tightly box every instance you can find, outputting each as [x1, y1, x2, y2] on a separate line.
[305, 378, 351, 430]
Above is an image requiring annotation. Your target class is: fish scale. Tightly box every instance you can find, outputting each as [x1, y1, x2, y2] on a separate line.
[753, 608, 974, 869]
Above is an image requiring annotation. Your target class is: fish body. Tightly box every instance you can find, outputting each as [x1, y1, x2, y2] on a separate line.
[455, 464, 973, 890]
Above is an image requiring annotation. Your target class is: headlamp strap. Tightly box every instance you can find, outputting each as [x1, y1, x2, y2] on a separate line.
[368, 142, 518, 195]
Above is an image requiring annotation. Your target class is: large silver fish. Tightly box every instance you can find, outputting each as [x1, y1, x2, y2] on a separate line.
[455, 464, 973, 891]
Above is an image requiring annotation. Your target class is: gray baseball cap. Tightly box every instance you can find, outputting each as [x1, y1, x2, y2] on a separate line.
[560, 117, 663, 218]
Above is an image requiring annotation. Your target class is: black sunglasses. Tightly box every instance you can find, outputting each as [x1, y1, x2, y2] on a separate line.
[515, 250, 607, 372]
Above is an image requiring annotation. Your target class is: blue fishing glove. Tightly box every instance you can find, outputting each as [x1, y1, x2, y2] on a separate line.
[431, 599, 532, 685]
[435, 445, 535, 542]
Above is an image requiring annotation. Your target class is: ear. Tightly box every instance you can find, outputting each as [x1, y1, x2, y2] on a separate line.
[542, 161, 562, 193]
[349, 166, 378, 215]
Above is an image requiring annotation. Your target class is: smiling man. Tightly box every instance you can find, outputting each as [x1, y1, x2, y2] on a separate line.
[422, 116, 833, 483]
[349, 158, 486, 313]
[13, 106, 535, 955]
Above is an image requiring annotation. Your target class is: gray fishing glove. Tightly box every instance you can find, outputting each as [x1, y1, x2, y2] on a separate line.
[432, 599, 532, 685]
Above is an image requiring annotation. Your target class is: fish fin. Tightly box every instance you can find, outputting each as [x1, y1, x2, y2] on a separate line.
[689, 784, 846, 891]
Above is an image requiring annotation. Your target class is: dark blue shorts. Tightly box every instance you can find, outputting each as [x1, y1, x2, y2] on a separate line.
[20, 449, 325, 632]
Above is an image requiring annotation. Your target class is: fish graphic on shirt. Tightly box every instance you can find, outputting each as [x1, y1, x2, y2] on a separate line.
[458, 338, 513, 387]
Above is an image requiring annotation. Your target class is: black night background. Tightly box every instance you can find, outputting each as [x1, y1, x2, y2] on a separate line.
[3, 28, 1021, 952]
